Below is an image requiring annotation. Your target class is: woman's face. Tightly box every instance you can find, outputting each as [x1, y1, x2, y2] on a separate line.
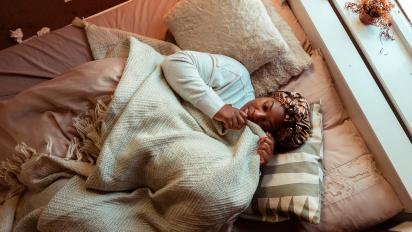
[240, 97, 285, 132]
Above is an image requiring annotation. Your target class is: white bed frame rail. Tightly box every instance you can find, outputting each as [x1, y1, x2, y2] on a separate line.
[288, 0, 412, 212]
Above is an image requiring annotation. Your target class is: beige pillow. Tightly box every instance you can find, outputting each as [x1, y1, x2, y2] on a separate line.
[251, 0, 311, 97]
[163, 0, 289, 73]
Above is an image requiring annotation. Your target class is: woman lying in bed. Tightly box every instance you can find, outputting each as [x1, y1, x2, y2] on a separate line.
[161, 50, 312, 165]
[0, 46, 313, 232]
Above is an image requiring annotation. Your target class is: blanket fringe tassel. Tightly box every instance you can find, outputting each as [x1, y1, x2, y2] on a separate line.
[69, 98, 107, 163]
[71, 17, 87, 28]
[0, 99, 109, 204]
[0, 143, 39, 204]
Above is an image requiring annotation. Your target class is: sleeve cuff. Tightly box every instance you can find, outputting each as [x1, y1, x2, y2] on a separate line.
[195, 88, 226, 118]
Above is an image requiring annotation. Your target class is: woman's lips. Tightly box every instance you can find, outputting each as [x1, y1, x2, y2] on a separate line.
[242, 106, 254, 121]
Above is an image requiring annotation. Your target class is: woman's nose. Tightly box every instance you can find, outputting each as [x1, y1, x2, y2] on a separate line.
[253, 110, 265, 122]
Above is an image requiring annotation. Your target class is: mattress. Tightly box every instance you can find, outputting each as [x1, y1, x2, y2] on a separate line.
[0, 0, 403, 231]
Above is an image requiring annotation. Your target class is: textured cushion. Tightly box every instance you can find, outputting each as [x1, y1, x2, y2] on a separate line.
[251, 0, 311, 97]
[241, 102, 323, 224]
[163, 0, 288, 73]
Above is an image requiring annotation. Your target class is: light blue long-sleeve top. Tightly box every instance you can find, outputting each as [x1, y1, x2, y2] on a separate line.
[161, 51, 255, 118]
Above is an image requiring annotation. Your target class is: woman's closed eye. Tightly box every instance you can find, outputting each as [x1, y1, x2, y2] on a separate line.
[263, 101, 270, 111]
[265, 101, 275, 112]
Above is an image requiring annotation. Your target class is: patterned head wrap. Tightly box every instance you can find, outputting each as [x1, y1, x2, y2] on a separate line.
[272, 91, 312, 151]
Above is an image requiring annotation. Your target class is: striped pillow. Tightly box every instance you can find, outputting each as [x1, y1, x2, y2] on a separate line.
[241, 102, 323, 224]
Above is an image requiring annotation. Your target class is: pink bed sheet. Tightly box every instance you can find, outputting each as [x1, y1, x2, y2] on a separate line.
[0, 26, 93, 99]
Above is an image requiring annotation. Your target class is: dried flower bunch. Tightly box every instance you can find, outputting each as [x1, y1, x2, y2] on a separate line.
[345, 0, 395, 39]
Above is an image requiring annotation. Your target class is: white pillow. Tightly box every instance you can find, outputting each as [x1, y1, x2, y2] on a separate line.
[164, 0, 289, 73]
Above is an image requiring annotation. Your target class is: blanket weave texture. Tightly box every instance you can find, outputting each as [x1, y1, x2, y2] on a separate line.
[1, 23, 263, 232]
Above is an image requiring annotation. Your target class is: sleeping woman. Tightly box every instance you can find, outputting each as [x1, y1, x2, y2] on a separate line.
[161, 50, 312, 166]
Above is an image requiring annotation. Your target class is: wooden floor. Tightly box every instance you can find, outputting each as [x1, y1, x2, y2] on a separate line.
[0, 0, 127, 50]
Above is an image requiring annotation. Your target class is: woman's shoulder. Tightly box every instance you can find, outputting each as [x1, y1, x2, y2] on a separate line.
[166, 50, 213, 63]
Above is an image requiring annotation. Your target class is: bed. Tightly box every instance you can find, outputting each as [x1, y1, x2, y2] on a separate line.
[0, 0, 404, 231]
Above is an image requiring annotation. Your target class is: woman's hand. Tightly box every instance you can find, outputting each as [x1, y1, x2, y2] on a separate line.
[213, 104, 248, 130]
[257, 132, 275, 166]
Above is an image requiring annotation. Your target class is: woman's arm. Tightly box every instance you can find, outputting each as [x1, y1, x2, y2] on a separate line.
[161, 51, 225, 119]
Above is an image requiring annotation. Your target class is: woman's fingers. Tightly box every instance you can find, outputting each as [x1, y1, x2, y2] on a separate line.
[257, 136, 275, 166]
[229, 110, 246, 130]
[231, 113, 239, 129]
[221, 108, 249, 130]
[265, 137, 274, 147]
[234, 112, 241, 129]
[223, 121, 229, 129]
[266, 132, 273, 139]
[215, 105, 253, 130]
[238, 112, 245, 124]
[240, 110, 248, 119]
[257, 149, 268, 166]
[226, 118, 233, 129]
[265, 132, 274, 142]
[236, 113, 246, 129]
[258, 137, 271, 146]
[259, 143, 271, 154]
[260, 156, 265, 165]
[261, 133, 274, 148]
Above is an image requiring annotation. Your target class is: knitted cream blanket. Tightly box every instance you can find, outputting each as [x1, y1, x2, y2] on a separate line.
[1, 23, 263, 231]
